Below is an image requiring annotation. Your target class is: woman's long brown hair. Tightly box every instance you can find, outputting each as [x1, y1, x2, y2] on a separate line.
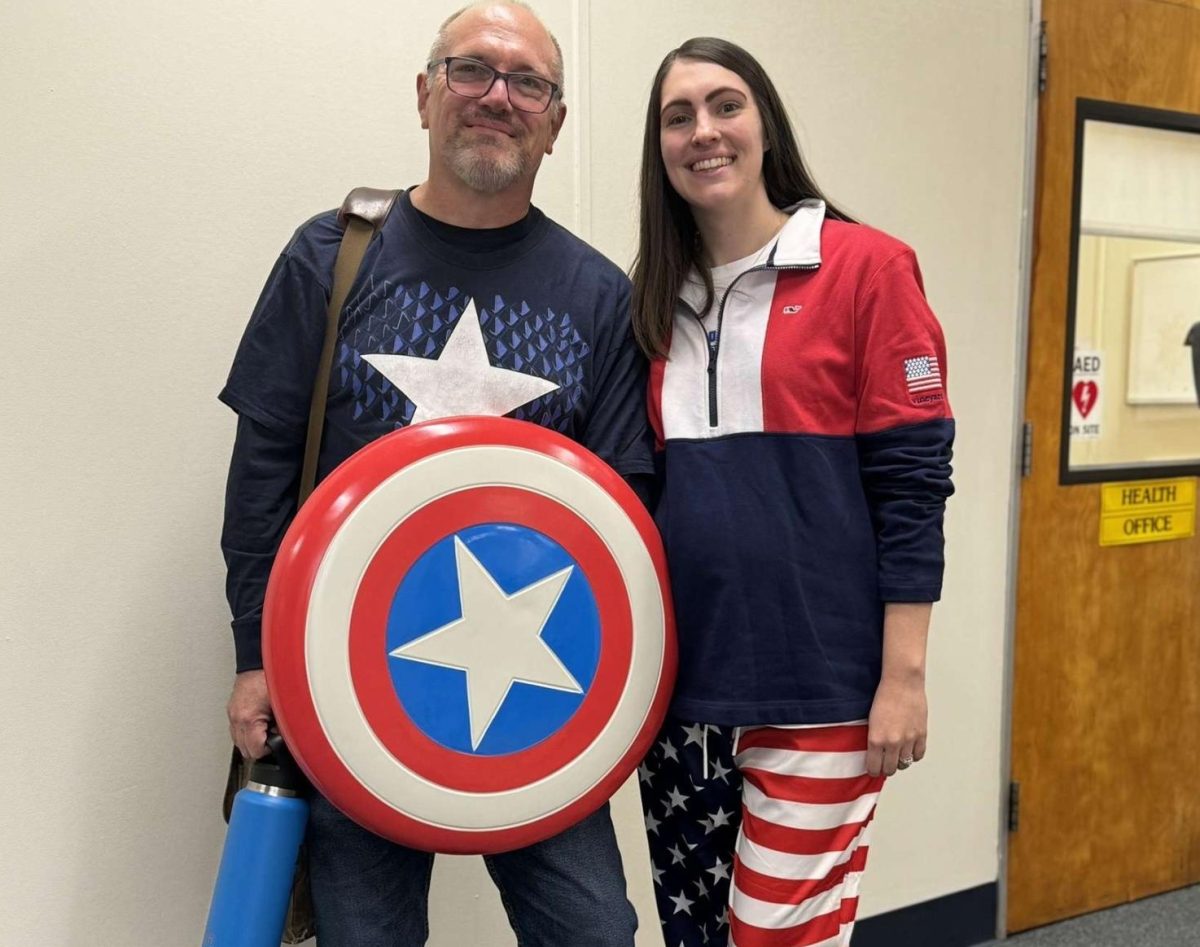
[629, 37, 854, 359]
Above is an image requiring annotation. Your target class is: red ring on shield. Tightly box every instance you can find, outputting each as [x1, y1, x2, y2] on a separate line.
[264, 417, 675, 853]
[349, 487, 632, 793]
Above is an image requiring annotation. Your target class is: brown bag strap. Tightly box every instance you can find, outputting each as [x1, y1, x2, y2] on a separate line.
[298, 187, 400, 503]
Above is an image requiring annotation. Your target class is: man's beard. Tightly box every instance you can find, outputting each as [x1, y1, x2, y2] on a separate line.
[446, 114, 528, 193]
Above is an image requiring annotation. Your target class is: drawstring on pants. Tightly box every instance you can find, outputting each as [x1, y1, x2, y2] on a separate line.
[702, 725, 709, 780]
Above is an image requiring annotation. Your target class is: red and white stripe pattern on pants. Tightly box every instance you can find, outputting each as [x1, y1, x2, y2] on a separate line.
[728, 723, 884, 947]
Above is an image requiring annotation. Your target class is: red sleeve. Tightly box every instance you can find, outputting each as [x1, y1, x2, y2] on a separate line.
[854, 250, 953, 434]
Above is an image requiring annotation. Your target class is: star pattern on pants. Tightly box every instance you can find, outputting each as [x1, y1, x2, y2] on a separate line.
[639, 720, 744, 946]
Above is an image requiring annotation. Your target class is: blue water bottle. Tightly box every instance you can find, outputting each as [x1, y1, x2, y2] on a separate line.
[203, 735, 309, 946]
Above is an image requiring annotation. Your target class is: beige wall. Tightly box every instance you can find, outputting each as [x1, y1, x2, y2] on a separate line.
[0, 1, 1033, 943]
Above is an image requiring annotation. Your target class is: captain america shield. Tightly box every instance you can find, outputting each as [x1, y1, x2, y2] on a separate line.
[263, 416, 675, 853]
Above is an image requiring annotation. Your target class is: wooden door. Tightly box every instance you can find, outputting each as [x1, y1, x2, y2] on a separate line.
[1008, 0, 1200, 933]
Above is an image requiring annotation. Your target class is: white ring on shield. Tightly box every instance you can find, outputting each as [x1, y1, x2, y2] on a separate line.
[305, 444, 666, 831]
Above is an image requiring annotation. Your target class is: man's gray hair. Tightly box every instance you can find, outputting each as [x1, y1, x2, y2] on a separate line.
[426, 1, 565, 95]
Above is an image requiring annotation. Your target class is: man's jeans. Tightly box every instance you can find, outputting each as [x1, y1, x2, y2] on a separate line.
[307, 794, 638, 946]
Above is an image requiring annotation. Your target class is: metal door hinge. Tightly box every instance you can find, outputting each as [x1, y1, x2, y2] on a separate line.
[1038, 21, 1048, 94]
[1021, 421, 1033, 477]
[1008, 781, 1021, 832]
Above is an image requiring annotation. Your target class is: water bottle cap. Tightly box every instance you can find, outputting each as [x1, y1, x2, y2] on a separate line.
[248, 734, 307, 793]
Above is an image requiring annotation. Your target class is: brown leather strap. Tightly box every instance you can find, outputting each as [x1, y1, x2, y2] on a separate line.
[337, 186, 400, 230]
[298, 188, 400, 503]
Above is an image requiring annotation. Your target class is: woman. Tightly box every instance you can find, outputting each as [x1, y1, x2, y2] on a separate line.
[631, 38, 954, 947]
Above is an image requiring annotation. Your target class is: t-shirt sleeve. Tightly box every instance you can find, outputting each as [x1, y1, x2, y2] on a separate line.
[580, 277, 655, 477]
[219, 249, 331, 434]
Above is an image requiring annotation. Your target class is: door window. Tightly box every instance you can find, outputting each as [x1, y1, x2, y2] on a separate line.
[1062, 100, 1200, 483]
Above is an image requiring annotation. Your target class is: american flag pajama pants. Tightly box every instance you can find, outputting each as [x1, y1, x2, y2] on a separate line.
[638, 718, 884, 947]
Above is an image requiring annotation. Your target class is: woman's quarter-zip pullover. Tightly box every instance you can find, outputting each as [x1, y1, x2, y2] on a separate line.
[647, 200, 955, 726]
[700, 256, 822, 428]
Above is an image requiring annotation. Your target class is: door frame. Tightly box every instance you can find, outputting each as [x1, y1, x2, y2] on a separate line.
[997, 0, 1044, 939]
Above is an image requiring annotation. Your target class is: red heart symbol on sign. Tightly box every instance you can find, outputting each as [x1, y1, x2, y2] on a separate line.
[1072, 380, 1098, 419]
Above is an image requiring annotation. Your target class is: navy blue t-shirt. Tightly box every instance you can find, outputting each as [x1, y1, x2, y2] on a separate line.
[220, 190, 653, 670]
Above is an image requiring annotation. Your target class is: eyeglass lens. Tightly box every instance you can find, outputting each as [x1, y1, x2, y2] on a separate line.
[445, 58, 553, 112]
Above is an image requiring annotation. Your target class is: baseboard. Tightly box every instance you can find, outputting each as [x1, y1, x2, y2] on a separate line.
[851, 882, 998, 947]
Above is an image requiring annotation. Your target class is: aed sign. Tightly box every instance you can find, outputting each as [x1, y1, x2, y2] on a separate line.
[1070, 350, 1102, 440]
[1099, 478, 1196, 547]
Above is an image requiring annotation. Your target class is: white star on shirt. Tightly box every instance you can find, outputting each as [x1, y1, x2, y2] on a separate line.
[389, 536, 581, 749]
[363, 297, 560, 424]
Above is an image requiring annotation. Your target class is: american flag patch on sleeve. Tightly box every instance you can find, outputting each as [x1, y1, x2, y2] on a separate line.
[904, 355, 943, 402]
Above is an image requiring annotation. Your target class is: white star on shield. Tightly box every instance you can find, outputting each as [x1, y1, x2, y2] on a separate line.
[390, 536, 582, 750]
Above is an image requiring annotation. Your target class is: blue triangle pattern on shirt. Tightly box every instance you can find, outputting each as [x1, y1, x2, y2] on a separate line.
[338, 280, 592, 434]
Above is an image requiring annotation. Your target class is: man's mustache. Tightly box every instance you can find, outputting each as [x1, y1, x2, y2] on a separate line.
[460, 107, 521, 137]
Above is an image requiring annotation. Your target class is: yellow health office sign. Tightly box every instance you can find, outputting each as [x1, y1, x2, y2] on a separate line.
[1099, 478, 1196, 547]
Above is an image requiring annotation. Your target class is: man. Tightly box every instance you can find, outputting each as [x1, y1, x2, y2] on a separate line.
[219, 3, 649, 943]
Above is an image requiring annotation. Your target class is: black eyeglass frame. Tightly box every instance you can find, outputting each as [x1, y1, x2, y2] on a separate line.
[427, 56, 561, 114]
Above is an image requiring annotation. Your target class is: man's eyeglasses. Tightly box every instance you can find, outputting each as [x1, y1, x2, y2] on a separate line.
[429, 56, 560, 114]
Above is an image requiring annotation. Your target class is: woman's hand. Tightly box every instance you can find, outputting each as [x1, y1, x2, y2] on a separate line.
[866, 602, 933, 777]
[866, 673, 927, 777]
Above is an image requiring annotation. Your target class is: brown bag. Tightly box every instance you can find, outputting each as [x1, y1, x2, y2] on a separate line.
[222, 187, 401, 945]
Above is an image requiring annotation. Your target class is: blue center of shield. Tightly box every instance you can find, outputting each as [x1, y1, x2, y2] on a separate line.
[385, 523, 601, 756]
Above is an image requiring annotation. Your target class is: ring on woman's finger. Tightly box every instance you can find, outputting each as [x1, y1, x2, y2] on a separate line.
[897, 756, 915, 770]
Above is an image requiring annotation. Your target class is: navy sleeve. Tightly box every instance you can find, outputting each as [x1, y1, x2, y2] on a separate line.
[857, 419, 954, 602]
[624, 472, 656, 513]
[219, 242, 333, 435]
[580, 278, 655, 477]
[221, 415, 304, 672]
